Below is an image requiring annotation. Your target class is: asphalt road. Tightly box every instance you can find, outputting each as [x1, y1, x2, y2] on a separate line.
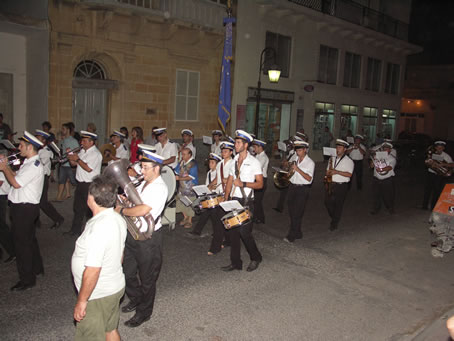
[1, 162, 453, 341]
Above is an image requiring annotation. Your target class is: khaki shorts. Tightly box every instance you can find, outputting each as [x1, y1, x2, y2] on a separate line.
[75, 287, 125, 341]
[176, 194, 195, 217]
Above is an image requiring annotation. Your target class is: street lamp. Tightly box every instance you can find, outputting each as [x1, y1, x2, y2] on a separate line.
[254, 47, 281, 137]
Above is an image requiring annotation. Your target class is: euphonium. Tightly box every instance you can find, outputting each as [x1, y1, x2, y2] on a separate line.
[103, 159, 155, 240]
[273, 161, 296, 189]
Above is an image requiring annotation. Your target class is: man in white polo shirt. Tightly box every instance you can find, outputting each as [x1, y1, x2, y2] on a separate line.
[346, 134, 366, 190]
[71, 176, 127, 341]
[154, 128, 178, 169]
[65, 131, 102, 237]
[324, 139, 354, 231]
[108, 130, 130, 161]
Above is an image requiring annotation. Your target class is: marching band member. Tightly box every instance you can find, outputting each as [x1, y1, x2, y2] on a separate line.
[35, 130, 64, 229]
[223, 130, 263, 272]
[175, 148, 198, 228]
[211, 130, 223, 155]
[190, 154, 222, 254]
[118, 150, 168, 328]
[324, 139, 354, 231]
[284, 140, 314, 243]
[65, 131, 102, 237]
[180, 129, 196, 159]
[56, 122, 79, 202]
[370, 141, 396, 215]
[154, 128, 178, 169]
[346, 134, 366, 190]
[422, 140, 454, 210]
[0, 149, 15, 263]
[296, 131, 308, 142]
[252, 139, 269, 224]
[107, 130, 130, 161]
[0, 131, 45, 291]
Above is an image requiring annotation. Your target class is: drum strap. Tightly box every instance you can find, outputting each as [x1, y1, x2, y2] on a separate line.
[221, 162, 226, 192]
[235, 160, 252, 206]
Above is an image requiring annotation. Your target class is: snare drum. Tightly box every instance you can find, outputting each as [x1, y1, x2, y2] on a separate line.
[200, 193, 224, 209]
[221, 208, 251, 229]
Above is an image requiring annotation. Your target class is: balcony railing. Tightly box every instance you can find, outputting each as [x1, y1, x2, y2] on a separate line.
[289, 0, 409, 40]
[81, 0, 227, 29]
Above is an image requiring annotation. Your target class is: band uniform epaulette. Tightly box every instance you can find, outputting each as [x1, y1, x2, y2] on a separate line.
[34, 160, 40, 167]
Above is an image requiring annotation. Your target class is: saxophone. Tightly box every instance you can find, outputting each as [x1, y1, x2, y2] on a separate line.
[324, 156, 333, 195]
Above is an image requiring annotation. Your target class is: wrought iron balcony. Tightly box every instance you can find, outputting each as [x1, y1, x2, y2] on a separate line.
[288, 0, 409, 40]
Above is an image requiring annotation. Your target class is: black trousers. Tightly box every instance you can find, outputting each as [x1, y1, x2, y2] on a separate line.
[10, 203, 43, 285]
[71, 181, 92, 235]
[0, 195, 14, 256]
[274, 186, 288, 212]
[225, 197, 262, 269]
[372, 177, 395, 212]
[422, 172, 446, 210]
[193, 206, 225, 254]
[324, 183, 349, 229]
[123, 229, 162, 319]
[287, 184, 310, 241]
[350, 160, 363, 190]
[39, 175, 64, 224]
[253, 179, 267, 222]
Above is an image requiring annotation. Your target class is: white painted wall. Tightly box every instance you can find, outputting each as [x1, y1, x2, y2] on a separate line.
[0, 32, 26, 134]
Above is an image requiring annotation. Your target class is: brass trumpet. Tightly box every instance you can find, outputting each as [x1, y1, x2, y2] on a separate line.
[0, 152, 22, 166]
[58, 146, 82, 163]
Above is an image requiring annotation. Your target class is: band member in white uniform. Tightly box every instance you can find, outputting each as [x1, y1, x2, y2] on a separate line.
[108, 130, 130, 161]
[180, 129, 196, 160]
[252, 139, 269, 224]
[223, 130, 263, 272]
[0, 151, 15, 263]
[284, 140, 315, 243]
[154, 128, 178, 169]
[346, 134, 366, 190]
[65, 131, 102, 236]
[422, 140, 454, 210]
[0, 131, 45, 291]
[211, 130, 223, 156]
[35, 130, 64, 229]
[119, 150, 168, 328]
[370, 141, 396, 215]
[324, 139, 354, 231]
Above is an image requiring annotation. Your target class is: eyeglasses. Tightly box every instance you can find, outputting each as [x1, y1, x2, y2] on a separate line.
[141, 164, 155, 171]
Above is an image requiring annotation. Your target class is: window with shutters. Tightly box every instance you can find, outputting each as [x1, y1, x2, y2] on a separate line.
[175, 69, 199, 121]
[365, 57, 382, 92]
[264, 31, 292, 78]
[343, 52, 361, 88]
[318, 45, 339, 85]
[384, 63, 400, 95]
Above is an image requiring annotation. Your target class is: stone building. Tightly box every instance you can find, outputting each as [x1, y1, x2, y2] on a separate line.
[49, 0, 227, 144]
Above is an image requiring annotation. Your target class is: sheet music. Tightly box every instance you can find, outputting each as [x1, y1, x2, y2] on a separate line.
[203, 136, 213, 145]
[323, 147, 336, 157]
[375, 151, 388, 160]
[277, 141, 287, 152]
[219, 200, 243, 212]
[1, 140, 15, 150]
[272, 166, 288, 174]
[192, 185, 212, 196]
[180, 195, 193, 207]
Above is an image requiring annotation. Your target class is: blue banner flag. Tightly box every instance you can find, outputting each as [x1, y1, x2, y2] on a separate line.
[218, 17, 236, 133]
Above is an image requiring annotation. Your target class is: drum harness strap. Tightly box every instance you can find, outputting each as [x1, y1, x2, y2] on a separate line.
[234, 160, 252, 207]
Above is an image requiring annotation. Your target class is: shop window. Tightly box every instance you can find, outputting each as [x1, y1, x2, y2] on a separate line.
[313, 101, 335, 150]
[340, 104, 358, 140]
[382, 109, 397, 139]
[363, 106, 378, 146]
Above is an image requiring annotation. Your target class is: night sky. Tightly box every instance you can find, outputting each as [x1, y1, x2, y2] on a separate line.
[408, 0, 454, 65]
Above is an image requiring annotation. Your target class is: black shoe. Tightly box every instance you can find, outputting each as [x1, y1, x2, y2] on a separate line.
[50, 219, 64, 229]
[10, 281, 35, 291]
[272, 208, 282, 213]
[124, 314, 150, 328]
[4, 255, 16, 264]
[122, 301, 138, 313]
[329, 223, 338, 231]
[35, 269, 45, 277]
[221, 264, 242, 272]
[187, 231, 201, 238]
[246, 260, 261, 272]
[283, 237, 294, 243]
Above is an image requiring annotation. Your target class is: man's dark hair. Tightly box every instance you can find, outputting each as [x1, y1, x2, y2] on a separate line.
[42, 121, 52, 129]
[88, 176, 118, 208]
[63, 122, 74, 133]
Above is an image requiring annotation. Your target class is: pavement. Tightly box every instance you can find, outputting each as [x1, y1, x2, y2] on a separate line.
[1, 159, 454, 341]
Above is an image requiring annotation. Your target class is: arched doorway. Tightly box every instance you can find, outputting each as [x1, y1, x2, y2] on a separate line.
[72, 60, 109, 144]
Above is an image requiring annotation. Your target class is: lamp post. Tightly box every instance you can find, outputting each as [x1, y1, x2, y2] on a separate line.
[254, 47, 281, 137]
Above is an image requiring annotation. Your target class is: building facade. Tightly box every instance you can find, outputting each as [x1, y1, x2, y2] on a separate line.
[49, 0, 227, 144]
[231, 0, 420, 160]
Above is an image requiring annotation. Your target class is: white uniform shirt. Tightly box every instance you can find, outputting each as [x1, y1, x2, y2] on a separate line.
[38, 146, 53, 176]
[8, 154, 44, 204]
[206, 169, 217, 187]
[71, 208, 127, 300]
[0, 171, 11, 196]
[76, 145, 102, 183]
[373, 152, 396, 179]
[216, 158, 234, 194]
[136, 175, 168, 232]
[115, 143, 129, 160]
[229, 152, 262, 199]
[255, 151, 269, 178]
[347, 144, 366, 161]
[211, 142, 221, 156]
[155, 140, 178, 169]
[289, 154, 315, 185]
[327, 154, 354, 183]
[428, 151, 453, 174]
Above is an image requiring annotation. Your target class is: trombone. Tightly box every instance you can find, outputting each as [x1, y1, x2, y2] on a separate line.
[58, 146, 82, 164]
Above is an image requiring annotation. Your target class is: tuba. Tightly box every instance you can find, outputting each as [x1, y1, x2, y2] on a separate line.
[103, 159, 156, 240]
